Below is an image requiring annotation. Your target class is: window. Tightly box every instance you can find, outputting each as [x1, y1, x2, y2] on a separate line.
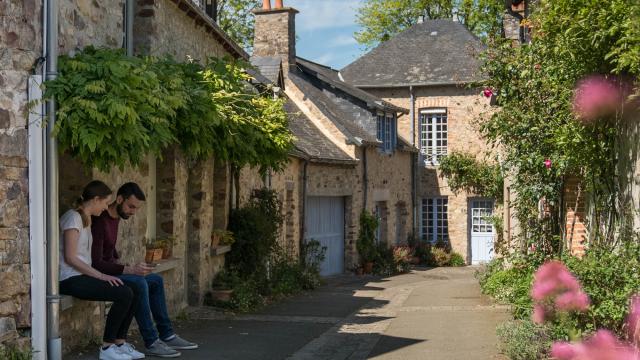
[376, 113, 397, 153]
[422, 198, 449, 243]
[471, 200, 494, 233]
[420, 109, 448, 165]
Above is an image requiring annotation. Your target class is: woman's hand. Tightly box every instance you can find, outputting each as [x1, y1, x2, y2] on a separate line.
[99, 273, 124, 287]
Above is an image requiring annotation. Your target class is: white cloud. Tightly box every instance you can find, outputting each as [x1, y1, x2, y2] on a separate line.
[289, 0, 361, 31]
[311, 53, 336, 65]
[328, 34, 358, 47]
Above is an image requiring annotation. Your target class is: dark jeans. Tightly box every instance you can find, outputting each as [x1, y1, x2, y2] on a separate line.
[60, 275, 140, 343]
[118, 273, 174, 347]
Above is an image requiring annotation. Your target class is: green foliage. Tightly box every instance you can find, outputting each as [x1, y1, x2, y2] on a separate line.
[449, 252, 466, 267]
[477, 258, 535, 319]
[227, 188, 283, 276]
[496, 320, 552, 360]
[44, 47, 180, 171]
[357, 210, 379, 263]
[216, 0, 260, 50]
[0, 345, 31, 360]
[480, 0, 640, 251]
[439, 152, 503, 202]
[430, 247, 451, 267]
[562, 243, 640, 336]
[44, 47, 293, 172]
[354, 0, 504, 49]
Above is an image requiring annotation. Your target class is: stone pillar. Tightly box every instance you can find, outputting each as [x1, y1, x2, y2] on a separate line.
[252, 7, 299, 75]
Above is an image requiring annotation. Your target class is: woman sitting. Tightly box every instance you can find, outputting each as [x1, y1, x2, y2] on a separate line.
[59, 180, 144, 360]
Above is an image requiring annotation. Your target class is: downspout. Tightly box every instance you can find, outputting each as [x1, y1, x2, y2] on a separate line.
[28, 7, 47, 357]
[362, 147, 368, 211]
[125, 0, 134, 56]
[300, 160, 308, 261]
[45, 0, 61, 356]
[410, 85, 418, 237]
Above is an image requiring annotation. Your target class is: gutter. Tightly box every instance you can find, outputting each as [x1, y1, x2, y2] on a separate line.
[300, 160, 308, 261]
[45, 0, 61, 357]
[362, 148, 368, 210]
[353, 81, 479, 89]
[410, 85, 418, 239]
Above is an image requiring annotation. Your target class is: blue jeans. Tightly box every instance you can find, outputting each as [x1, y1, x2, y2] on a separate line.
[119, 273, 174, 347]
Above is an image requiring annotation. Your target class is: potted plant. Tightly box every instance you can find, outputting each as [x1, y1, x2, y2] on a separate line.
[357, 210, 379, 274]
[211, 229, 234, 248]
[158, 237, 174, 259]
[145, 241, 163, 263]
[209, 269, 238, 303]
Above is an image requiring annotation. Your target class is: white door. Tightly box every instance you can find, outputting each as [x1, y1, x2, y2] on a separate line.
[470, 199, 495, 265]
[305, 197, 345, 276]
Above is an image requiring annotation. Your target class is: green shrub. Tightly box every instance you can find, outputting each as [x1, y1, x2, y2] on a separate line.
[431, 247, 451, 267]
[563, 243, 640, 336]
[449, 252, 466, 267]
[496, 320, 551, 360]
[478, 259, 534, 319]
[357, 210, 379, 263]
[230, 277, 264, 313]
[0, 345, 31, 360]
[414, 243, 434, 265]
[299, 239, 326, 290]
[373, 242, 395, 276]
[227, 189, 283, 277]
[392, 246, 412, 273]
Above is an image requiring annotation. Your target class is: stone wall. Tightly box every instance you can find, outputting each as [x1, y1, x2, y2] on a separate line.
[134, 0, 228, 61]
[0, 0, 42, 350]
[58, 0, 124, 53]
[368, 85, 494, 263]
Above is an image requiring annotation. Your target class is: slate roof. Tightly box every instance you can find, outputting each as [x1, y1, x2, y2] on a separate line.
[250, 56, 283, 86]
[296, 58, 408, 114]
[287, 69, 379, 145]
[284, 100, 357, 165]
[340, 19, 486, 88]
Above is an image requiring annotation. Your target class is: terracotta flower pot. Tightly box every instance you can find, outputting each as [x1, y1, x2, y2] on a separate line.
[211, 233, 221, 248]
[364, 262, 374, 274]
[162, 246, 172, 259]
[210, 289, 234, 302]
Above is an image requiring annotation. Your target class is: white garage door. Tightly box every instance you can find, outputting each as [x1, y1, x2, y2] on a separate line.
[305, 197, 345, 276]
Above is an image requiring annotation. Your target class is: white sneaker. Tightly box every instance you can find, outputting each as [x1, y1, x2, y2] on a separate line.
[120, 343, 145, 359]
[99, 344, 133, 360]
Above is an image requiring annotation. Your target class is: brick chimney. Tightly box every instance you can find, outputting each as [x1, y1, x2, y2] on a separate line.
[253, 0, 298, 75]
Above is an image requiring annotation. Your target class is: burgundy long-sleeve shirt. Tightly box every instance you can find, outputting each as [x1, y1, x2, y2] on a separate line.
[91, 210, 126, 275]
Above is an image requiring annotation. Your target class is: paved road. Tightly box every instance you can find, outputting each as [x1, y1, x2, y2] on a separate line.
[67, 267, 509, 360]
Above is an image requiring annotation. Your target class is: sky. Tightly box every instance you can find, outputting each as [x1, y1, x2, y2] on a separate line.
[287, 0, 366, 70]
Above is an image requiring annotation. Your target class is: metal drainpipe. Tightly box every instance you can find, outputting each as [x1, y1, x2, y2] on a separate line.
[300, 160, 308, 261]
[410, 85, 418, 236]
[362, 147, 368, 210]
[45, 0, 61, 356]
[125, 0, 134, 56]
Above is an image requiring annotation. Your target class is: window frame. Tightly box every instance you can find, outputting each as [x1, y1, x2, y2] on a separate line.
[419, 108, 448, 165]
[421, 197, 449, 244]
[377, 112, 397, 154]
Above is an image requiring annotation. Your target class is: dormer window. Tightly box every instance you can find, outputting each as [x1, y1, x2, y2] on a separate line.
[377, 112, 397, 154]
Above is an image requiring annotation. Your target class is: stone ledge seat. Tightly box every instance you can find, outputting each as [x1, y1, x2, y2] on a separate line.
[60, 258, 181, 311]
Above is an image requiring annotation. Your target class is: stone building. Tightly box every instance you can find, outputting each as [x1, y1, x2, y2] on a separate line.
[340, 19, 495, 264]
[250, 1, 416, 274]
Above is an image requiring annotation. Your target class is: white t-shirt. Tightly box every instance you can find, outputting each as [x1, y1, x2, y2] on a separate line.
[59, 209, 93, 281]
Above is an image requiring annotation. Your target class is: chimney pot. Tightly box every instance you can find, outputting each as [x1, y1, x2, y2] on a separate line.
[262, 0, 271, 10]
[275, 0, 283, 8]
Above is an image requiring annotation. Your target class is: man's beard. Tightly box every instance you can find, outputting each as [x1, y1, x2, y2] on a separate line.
[116, 203, 131, 220]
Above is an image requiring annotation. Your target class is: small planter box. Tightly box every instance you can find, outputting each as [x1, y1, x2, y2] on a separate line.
[210, 289, 233, 302]
[145, 248, 163, 263]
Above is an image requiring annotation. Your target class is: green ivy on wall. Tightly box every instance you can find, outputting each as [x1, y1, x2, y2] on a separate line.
[438, 152, 503, 202]
[44, 47, 293, 172]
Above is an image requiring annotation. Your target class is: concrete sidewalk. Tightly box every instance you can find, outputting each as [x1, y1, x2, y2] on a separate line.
[66, 267, 509, 360]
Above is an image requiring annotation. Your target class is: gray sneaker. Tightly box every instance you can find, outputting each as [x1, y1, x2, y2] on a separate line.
[144, 340, 181, 358]
[163, 335, 198, 350]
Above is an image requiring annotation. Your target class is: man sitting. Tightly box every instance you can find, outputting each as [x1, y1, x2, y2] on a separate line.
[91, 182, 198, 358]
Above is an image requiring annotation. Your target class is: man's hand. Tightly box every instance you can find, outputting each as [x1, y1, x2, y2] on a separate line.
[124, 263, 153, 276]
[99, 274, 124, 287]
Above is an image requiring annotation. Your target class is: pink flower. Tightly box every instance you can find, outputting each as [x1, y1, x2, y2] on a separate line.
[555, 291, 590, 312]
[544, 159, 552, 169]
[627, 295, 640, 344]
[532, 304, 547, 324]
[551, 330, 640, 360]
[573, 75, 629, 123]
[483, 88, 494, 98]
